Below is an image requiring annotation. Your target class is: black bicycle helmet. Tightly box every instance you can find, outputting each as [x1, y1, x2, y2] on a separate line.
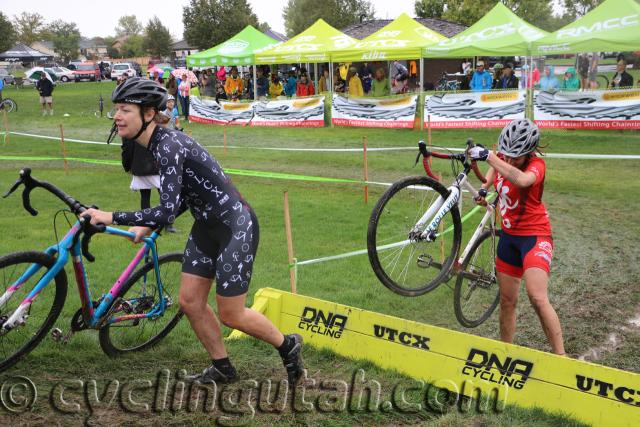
[108, 77, 168, 143]
[111, 77, 168, 108]
[498, 118, 540, 157]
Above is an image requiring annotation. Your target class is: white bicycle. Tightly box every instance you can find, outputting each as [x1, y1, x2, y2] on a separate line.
[367, 139, 500, 327]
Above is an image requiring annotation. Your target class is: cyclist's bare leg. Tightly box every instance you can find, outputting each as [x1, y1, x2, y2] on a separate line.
[179, 272, 228, 359]
[216, 293, 285, 348]
[497, 272, 521, 343]
[524, 267, 565, 355]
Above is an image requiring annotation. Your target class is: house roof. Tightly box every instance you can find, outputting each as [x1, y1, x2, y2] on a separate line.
[342, 17, 467, 40]
[263, 28, 288, 42]
[79, 38, 107, 49]
[171, 39, 197, 50]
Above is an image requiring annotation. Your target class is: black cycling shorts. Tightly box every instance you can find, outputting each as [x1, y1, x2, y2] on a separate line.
[181, 210, 259, 297]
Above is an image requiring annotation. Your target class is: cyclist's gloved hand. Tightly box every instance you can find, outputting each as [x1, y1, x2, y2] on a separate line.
[469, 145, 491, 161]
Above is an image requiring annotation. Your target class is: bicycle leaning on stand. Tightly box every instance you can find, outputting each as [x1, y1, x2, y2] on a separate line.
[0, 168, 184, 372]
[367, 140, 501, 327]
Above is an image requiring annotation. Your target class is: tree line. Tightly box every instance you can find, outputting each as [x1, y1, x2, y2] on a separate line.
[0, 0, 606, 63]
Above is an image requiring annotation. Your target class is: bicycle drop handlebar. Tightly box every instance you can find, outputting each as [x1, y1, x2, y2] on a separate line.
[2, 168, 106, 262]
[415, 139, 487, 184]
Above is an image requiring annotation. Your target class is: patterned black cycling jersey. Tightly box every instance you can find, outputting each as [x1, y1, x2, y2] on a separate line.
[113, 126, 257, 296]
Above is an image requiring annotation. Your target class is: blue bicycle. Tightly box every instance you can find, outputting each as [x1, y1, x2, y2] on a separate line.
[0, 168, 183, 372]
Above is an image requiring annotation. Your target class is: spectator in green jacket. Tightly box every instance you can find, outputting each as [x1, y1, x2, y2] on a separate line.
[370, 67, 390, 97]
[560, 67, 580, 91]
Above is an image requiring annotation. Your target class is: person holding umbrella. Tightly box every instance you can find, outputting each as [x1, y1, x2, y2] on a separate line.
[178, 73, 191, 119]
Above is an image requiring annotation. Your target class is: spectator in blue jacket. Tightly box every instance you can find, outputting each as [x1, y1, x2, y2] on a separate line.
[470, 61, 493, 92]
[284, 70, 297, 97]
[538, 66, 559, 91]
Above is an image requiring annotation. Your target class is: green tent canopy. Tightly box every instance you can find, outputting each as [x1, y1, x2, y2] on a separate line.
[331, 13, 446, 62]
[187, 26, 279, 67]
[422, 3, 548, 57]
[255, 19, 357, 64]
[533, 0, 640, 55]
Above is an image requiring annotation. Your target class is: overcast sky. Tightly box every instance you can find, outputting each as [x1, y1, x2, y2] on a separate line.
[2, 0, 418, 40]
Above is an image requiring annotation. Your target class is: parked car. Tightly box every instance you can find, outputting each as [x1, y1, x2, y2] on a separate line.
[111, 63, 136, 80]
[47, 66, 75, 82]
[0, 68, 15, 85]
[73, 62, 101, 82]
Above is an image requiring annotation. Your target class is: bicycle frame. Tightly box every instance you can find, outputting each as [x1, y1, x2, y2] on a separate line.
[0, 223, 165, 332]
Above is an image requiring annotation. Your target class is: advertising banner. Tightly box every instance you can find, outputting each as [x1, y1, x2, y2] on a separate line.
[231, 288, 640, 427]
[534, 89, 640, 130]
[189, 96, 255, 126]
[424, 90, 526, 128]
[189, 96, 325, 127]
[252, 96, 325, 127]
[332, 94, 418, 128]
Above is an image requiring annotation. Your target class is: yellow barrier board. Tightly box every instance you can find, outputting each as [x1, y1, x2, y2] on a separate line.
[232, 288, 640, 426]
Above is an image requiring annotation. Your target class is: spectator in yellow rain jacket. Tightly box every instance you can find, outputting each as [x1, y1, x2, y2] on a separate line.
[224, 67, 244, 100]
[269, 74, 283, 98]
[347, 67, 363, 97]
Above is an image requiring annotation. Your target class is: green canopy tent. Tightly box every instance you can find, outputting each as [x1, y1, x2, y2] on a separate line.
[186, 26, 280, 100]
[533, 0, 640, 55]
[330, 13, 447, 94]
[186, 25, 279, 67]
[255, 19, 358, 91]
[422, 3, 548, 58]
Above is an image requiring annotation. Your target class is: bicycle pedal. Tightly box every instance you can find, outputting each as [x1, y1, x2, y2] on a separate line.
[417, 254, 433, 268]
[51, 327, 63, 342]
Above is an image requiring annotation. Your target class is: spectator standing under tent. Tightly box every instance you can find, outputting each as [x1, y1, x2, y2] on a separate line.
[587, 52, 599, 89]
[560, 67, 580, 91]
[391, 60, 408, 94]
[347, 67, 363, 97]
[496, 63, 519, 89]
[283, 70, 297, 97]
[256, 67, 269, 99]
[359, 62, 373, 94]
[538, 66, 559, 91]
[491, 63, 504, 89]
[178, 73, 191, 119]
[577, 54, 589, 90]
[470, 61, 492, 92]
[333, 67, 346, 93]
[296, 73, 315, 97]
[269, 74, 283, 98]
[36, 72, 54, 116]
[370, 67, 390, 97]
[610, 59, 633, 89]
[318, 67, 330, 93]
[224, 67, 244, 101]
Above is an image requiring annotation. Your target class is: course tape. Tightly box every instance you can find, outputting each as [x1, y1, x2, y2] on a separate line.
[0, 155, 386, 186]
[3, 131, 640, 159]
[293, 193, 497, 268]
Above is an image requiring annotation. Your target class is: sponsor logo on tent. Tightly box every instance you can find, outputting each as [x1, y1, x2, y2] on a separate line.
[556, 14, 639, 39]
[218, 39, 249, 54]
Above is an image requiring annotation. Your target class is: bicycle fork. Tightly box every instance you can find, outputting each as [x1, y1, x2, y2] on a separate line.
[411, 186, 461, 242]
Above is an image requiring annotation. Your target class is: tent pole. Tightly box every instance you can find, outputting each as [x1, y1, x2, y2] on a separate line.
[420, 57, 424, 131]
[253, 64, 258, 101]
[314, 63, 318, 92]
[329, 61, 333, 91]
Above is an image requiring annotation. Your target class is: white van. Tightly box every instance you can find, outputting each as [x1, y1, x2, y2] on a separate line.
[111, 63, 136, 80]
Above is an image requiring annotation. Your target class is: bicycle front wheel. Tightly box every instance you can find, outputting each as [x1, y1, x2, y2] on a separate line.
[99, 252, 184, 356]
[454, 230, 500, 328]
[0, 252, 67, 372]
[368, 176, 462, 296]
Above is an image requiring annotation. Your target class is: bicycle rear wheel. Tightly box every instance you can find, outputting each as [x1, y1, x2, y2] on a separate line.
[367, 176, 462, 297]
[453, 230, 499, 327]
[0, 252, 67, 372]
[1, 99, 17, 113]
[99, 252, 184, 356]
[596, 74, 609, 90]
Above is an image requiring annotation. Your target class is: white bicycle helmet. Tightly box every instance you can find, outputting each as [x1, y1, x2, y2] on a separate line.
[498, 119, 540, 157]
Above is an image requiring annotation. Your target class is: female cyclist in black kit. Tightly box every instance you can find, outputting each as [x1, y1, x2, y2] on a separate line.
[85, 78, 304, 385]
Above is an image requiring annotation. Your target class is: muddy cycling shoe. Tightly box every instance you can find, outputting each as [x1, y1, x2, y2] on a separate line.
[186, 364, 238, 384]
[280, 334, 305, 386]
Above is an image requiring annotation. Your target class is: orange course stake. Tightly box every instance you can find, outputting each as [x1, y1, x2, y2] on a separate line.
[363, 135, 369, 204]
[59, 124, 69, 174]
[283, 191, 297, 294]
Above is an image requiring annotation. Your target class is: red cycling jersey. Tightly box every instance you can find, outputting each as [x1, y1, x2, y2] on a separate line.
[494, 155, 552, 236]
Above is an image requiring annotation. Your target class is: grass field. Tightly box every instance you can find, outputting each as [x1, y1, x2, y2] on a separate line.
[0, 81, 639, 426]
